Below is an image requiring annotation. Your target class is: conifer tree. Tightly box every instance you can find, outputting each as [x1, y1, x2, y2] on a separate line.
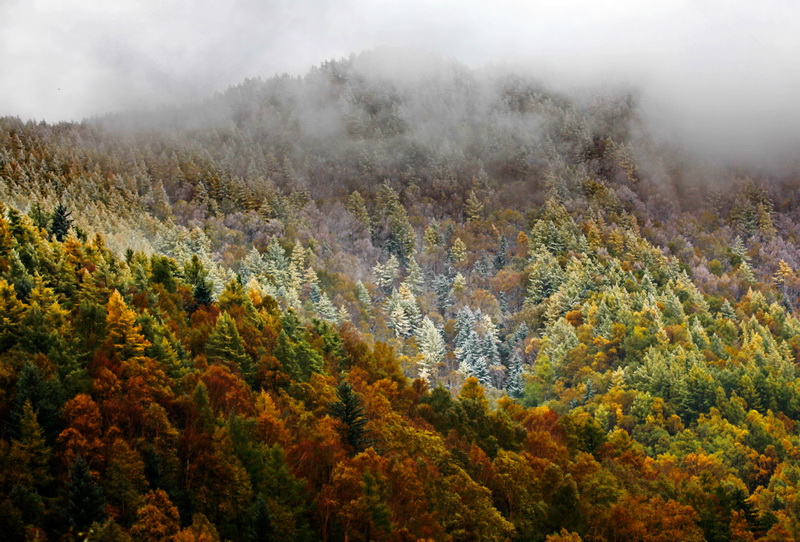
[67, 455, 106, 531]
[316, 292, 339, 323]
[206, 312, 254, 384]
[505, 351, 524, 398]
[433, 274, 452, 315]
[50, 203, 73, 242]
[329, 381, 370, 455]
[416, 316, 445, 381]
[356, 281, 372, 309]
[449, 238, 467, 267]
[464, 190, 484, 222]
[346, 190, 371, 231]
[405, 256, 424, 295]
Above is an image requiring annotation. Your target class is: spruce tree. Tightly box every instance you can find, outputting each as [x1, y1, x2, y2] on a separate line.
[329, 381, 370, 454]
[416, 317, 445, 381]
[206, 313, 254, 385]
[67, 455, 105, 531]
[506, 351, 524, 398]
[50, 203, 73, 242]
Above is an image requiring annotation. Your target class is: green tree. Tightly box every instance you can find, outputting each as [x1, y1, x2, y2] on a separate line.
[66, 455, 105, 531]
[206, 312, 255, 385]
[329, 381, 371, 454]
[50, 203, 73, 242]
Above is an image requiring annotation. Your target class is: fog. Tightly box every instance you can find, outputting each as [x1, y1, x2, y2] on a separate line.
[2, 0, 799, 165]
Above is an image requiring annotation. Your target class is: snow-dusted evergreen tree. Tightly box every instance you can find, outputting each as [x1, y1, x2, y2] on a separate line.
[456, 329, 479, 373]
[433, 274, 452, 315]
[385, 284, 421, 337]
[241, 247, 267, 284]
[264, 237, 288, 289]
[416, 316, 445, 381]
[477, 313, 500, 366]
[374, 255, 399, 295]
[388, 303, 412, 338]
[355, 280, 372, 309]
[405, 256, 424, 295]
[505, 350, 524, 398]
[316, 292, 339, 323]
[454, 306, 477, 352]
[526, 245, 565, 304]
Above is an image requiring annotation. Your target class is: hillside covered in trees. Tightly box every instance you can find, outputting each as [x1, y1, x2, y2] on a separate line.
[3, 52, 800, 541]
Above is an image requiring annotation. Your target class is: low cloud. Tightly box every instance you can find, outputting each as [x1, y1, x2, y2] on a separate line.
[1, 0, 798, 165]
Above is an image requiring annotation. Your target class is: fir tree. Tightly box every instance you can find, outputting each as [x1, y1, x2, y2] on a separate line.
[356, 280, 372, 309]
[206, 312, 254, 385]
[329, 381, 371, 454]
[316, 292, 339, 323]
[250, 494, 274, 542]
[50, 203, 73, 242]
[67, 455, 106, 531]
[494, 234, 508, 270]
[416, 317, 445, 381]
[505, 351, 524, 398]
[464, 190, 484, 222]
[433, 274, 452, 315]
[405, 256, 424, 295]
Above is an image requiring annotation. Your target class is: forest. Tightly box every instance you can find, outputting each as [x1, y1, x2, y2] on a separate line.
[2, 51, 800, 540]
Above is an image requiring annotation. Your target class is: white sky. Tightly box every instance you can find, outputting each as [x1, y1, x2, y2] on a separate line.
[1, 0, 799, 161]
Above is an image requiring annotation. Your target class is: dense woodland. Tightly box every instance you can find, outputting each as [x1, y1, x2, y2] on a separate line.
[3, 52, 800, 540]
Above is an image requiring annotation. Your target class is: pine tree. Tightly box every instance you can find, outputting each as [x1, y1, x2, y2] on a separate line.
[356, 281, 372, 309]
[250, 494, 274, 542]
[316, 292, 339, 323]
[423, 222, 441, 252]
[375, 255, 399, 295]
[505, 351, 524, 398]
[405, 256, 424, 295]
[388, 302, 412, 339]
[12, 401, 52, 489]
[449, 238, 467, 267]
[50, 203, 73, 242]
[242, 247, 267, 284]
[67, 455, 106, 531]
[478, 314, 500, 366]
[432, 275, 451, 316]
[346, 190, 371, 232]
[416, 317, 445, 381]
[494, 234, 508, 270]
[329, 381, 370, 454]
[264, 237, 288, 288]
[464, 190, 484, 222]
[206, 312, 255, 385]
[526, 246, 565, 304]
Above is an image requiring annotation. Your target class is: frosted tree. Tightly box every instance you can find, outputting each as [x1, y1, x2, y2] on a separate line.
[306, 267, 321, 303]
[454, 306, 477, 352]
[477, 313, 500, 367]
[448, 237, 467, 267]
[316, 292, 339, 323]
[374, 255, 399, 295]
[464, 190, 484, 222]
[264, 237, 288, 289]
[526, 245, 565, 305]
[389, 303, 412, 338]
[433, 274, 452, 315]
[355, 280, 372, 309]
[385, 284, 421, 336]
[416, 316, 445, 381]
[241, 247, 267, 284]
[505, 350, 524, 398]
[405, 256, 424, 295]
